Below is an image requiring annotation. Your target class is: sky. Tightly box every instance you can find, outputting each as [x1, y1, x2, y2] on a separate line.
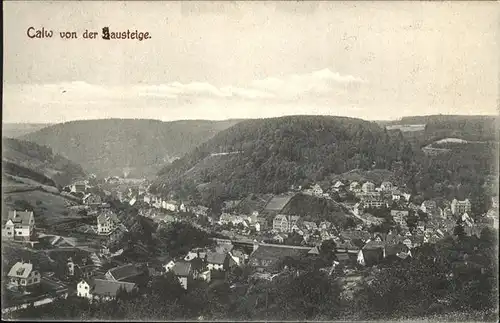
[3, 1, 499, 123]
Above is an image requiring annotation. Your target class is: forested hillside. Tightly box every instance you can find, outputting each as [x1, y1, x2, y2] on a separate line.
[152, 116, 416, 199]
[21, 119, 242, 178]
[2, 138, 86, 187]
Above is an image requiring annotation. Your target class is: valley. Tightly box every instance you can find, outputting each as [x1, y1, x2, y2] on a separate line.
[2, 114, 498, 322]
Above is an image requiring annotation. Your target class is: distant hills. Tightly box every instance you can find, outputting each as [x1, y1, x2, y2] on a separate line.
[2, 123, 53, 138]
[385, 115, 498, 142]
[151, 115, 414, 199]
[2, 137, 86, 188]
[21, 118, 242, 178]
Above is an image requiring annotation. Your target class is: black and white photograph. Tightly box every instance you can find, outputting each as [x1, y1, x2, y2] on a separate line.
[2, 1, 499, 321]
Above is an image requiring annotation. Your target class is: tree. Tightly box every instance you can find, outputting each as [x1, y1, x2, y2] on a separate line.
[157, 222, 214, 258]
[320, 239, 336, 263]
[284, 231, 304, 246]
[453, 218, 466, 239]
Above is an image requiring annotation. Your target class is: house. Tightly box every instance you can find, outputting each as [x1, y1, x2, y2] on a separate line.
[333, 181, 345, 192]
[71, 181, 89, 193]
[311, 184, 324, 196]
[106, 224, 128, 247]
[349, 181, 361, 192]
[421, 200, 438, 215]
[357, 248, 384, 266]
[320, 230, 332, 241]
[363, 240, 386, 251]
[257, 217, 268, 231]
[229, 249, 248, 266]
[461, 212, 474, 227]
[171, 261, 194, 290]
[485, 208, 499, 229]
[319, 221, 332, 230]
[439, 207, 453, 219]
[492, 197, 499, 209]
[83, 193, 103, 205]
[105, 263, 144, 282]
[184, 250, 201, 261]
[3, 210, 36, 241]
[391, 210, 409, 229]
[7, 261, 41, 289]
[384, 243, 412, 260]
[302, 221, 318, 231]
[360, 195, 385, 208]
[361, 182, 376, 193]
[335, 239, 360, 252]
[380, 182, 393, 192]
[50, 235, 78, 248]
[391, 190, 402, 201]
[77, 278, 137, 301]
[372, 232, 387, 243]
[192, 205, 209, 217]
[97, 211, 120, 235]
[363, 213, 385, 226]
[222, 200, 242, 211]
[272, 214, 300, 233]
[219, 213, 233, 225]
[451, 198, 472, 216]
[340, 230, 372, 243]
[164, 200, 179, 212]
[206, 251, 227, 271]
[385, 233, 405, 245]
[129, 197, 137, 206]
[248, 243, 315, 273]
[291, 224, 304, 236]
[273, 234, 285, 243]
[143, 195, 152, 205]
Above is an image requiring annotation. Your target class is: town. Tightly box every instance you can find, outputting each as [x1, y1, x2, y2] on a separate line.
[3, 173, 498, 317]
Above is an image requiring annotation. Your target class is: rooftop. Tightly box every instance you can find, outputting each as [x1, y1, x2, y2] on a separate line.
[249, 243, 313, 268]
[107, 263, 143, 281]
[172, 261, 192, 277]
[85, 278, 136, 297]
[6, 210, 34, 226]
[206, 251, 227, 265]
[8, 262, 34, 279]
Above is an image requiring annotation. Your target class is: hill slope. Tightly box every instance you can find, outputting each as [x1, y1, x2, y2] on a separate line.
[2, 137, 86, 187]
[152, 115, 413, 199]
[21, 118, 242, 178]
[2, 123, 53, 138]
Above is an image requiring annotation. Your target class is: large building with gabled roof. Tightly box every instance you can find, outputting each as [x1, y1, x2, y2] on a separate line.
[2, 210, 35, 241]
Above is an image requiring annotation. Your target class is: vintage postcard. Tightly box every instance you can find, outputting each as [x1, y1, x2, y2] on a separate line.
[2, 1, 499, 321]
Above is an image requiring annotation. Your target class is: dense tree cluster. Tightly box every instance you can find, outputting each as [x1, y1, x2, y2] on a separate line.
[156, 221, 215, 258]
[353, 228, 498, 320]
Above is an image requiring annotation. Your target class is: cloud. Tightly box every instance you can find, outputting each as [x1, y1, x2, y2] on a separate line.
[4, 68, 366, 106]
[3, 68, 372, 123]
